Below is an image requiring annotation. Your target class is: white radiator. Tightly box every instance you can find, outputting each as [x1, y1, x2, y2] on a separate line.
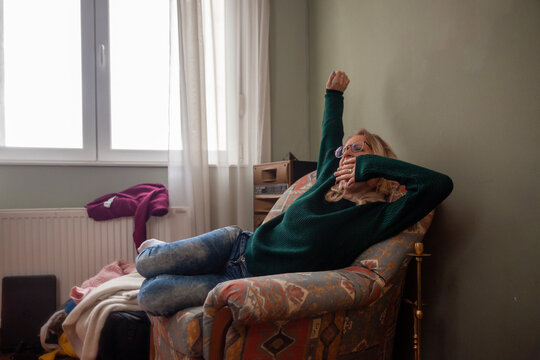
[0, 207, 191, 311]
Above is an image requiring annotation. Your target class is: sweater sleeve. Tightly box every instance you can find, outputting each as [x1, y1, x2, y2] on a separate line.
[354, 154, 453, 241]
[316, 89, 344, 181]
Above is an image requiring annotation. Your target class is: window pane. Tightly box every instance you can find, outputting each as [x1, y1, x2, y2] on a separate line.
[3, 0, 82, 148]
[109, 0, 169, 151]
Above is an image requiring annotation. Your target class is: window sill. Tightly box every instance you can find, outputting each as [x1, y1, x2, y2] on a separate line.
[0, 160, 254, 168]
[0, 160, 168, 167]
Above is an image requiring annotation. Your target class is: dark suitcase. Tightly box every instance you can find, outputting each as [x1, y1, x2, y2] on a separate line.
[1, 275, 56, 353]
[98, 310, 150, 360]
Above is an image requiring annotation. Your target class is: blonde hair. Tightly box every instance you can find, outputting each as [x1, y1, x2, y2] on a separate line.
[325, 129, 397, 205]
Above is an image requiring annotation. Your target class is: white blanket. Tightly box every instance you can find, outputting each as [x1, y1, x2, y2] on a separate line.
[63, 271, 145, 360]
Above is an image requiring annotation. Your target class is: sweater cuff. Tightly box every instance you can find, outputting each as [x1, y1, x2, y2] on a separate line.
[354, 155, 378, 182]
[326, 89, 343, 96]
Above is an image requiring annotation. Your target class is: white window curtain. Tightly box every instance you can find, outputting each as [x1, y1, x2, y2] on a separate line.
[168, 0, 271, 235]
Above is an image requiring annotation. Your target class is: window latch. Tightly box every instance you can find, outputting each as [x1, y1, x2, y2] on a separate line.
[100, 44, 106, 67]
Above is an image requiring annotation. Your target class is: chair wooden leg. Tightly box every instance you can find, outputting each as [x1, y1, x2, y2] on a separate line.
[209, 307, 234, 360]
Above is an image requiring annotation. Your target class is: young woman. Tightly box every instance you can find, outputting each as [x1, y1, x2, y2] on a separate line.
[135, 71, 453, 316]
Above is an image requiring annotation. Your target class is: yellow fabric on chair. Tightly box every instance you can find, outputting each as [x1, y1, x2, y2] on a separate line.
[39, 333, 78, 360]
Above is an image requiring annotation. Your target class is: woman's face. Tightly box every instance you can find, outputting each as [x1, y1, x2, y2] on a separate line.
[339, 135, 372, 168]
[339, 134, 379, 192]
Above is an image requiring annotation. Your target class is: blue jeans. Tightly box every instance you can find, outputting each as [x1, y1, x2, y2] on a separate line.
[136, 226, 252, 316]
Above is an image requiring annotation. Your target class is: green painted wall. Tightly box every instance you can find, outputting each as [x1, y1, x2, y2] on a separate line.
[308, 0, 539, 358]
[0, 165, 168, 209]
[270, 0, 311, 161]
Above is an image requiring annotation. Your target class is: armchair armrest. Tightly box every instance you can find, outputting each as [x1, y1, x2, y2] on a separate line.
[204, 267, 385, 324]
[203, 268, 385, 360]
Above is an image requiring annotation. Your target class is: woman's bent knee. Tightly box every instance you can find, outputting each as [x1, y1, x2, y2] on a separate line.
[138, 278, 176, 316]
[135, 244, 168, 278]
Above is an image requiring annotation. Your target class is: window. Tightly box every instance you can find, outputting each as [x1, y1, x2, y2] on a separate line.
[0, 0, 172, 163]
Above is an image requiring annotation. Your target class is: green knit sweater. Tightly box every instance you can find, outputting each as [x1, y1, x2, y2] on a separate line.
[245, 89, 453, 276]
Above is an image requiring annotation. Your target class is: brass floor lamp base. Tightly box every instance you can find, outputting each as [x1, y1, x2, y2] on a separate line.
[404, 242, 430, 360]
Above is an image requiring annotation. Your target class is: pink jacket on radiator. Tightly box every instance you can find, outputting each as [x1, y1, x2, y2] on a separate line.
[85, 183, 169, 251]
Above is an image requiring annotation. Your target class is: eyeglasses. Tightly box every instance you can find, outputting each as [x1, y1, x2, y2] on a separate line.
[334, 141, 370, 158]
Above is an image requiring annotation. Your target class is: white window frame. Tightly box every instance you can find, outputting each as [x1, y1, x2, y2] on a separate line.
[0, 0, 169, 165]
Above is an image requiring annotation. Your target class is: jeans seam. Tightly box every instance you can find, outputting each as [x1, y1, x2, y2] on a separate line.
[233, 232, 250, 277]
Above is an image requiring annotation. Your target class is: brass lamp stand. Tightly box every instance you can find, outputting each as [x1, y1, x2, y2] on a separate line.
[404, 242, 430, 360]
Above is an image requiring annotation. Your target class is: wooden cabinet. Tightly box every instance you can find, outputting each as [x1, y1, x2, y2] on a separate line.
[253, 159, 317, 230]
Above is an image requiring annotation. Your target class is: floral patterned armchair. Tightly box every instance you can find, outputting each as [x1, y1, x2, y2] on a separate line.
[148, 171, 434, 360]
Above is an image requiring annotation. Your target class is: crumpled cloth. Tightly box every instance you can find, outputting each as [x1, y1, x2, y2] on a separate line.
[39, 332, 78, 360]
[63, 272, 144, 360]
[40, 309, 68, 351]
[85, 183, 169, 250]
[70, 260, 135, 304]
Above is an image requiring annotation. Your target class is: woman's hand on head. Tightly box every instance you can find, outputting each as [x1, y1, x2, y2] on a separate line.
[334, 157, 356, 187]
[326, 71, 350, 93]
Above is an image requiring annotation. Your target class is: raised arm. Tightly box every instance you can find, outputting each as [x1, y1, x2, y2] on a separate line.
[317, 71, 350, 180]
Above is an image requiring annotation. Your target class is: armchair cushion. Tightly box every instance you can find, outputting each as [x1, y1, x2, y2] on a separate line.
[354, 210, 433, 279]
[263, 171, 317, 224]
